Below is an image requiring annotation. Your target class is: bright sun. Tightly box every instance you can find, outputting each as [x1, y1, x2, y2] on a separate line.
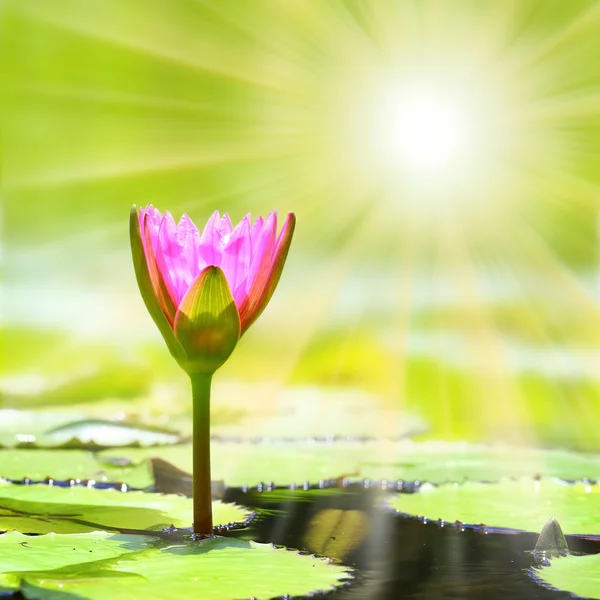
[371, 82, 470, 175]
[332, 68, 516, 221]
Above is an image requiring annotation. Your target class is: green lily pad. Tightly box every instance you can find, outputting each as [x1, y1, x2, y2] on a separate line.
[100, 441, 600, 488]
[19, 537, 349, 600]
[0, 411, 181, 449]
[533, 554, 600, 598]
[0, 449, 153, 488]
[0, 481, 251, 534]
[389, 479, 600, 534]
[43, 419, 181, 448]
[0, 530, 157, 592]
[0, 409, 87, 447]
[4, 442, 600, 491]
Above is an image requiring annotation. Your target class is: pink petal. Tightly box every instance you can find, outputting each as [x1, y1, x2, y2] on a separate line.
[198, 210, 223, 267]
[250, 216, 264, 249]
[177, 213, 201, 281]
[158, 211, 192, 305]
[221, 214, 251, 305]
[245, 212, 277, 298]
[238, 212, 295, 334]
[219, 213, 233, 237]
[139, 205, 162, 251]
[140, 210, 178, 324]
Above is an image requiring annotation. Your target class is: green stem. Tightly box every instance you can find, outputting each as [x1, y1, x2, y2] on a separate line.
[190, 372, 213, 535]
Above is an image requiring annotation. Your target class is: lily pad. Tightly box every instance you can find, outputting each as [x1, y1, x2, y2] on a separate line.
[0, 530, 157, 592]
[4, 442, 600, 491]
[19, 537, 349, 600]
[0, 449, 152, 488]
[43, 419, 181, 448]
[532, 554, 600, 598]
[100, 441, 600, 488]
[0, 481, 251, 534]
[0, 409, 87, 448]
[0, 411, 181, 449]
[389, 479, 600, 534]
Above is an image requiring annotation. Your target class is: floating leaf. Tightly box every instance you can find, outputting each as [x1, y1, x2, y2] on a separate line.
[0, 411, 181, 449]
[0, 409, 87, 448]
[4, 442, 600, 491]
[389, 479, 600, 534]
[532, 554, 600, 598]
[0, 449, 152, 488]
[0, 482, 251, 534]
[0, 530, 156, 592]
[43, 420, 181, 448]
[20, 537, 349, 600]
[99, 441, 600, 488]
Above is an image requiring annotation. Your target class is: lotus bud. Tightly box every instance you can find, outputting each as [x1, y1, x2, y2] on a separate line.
[130, 205, 295, 375]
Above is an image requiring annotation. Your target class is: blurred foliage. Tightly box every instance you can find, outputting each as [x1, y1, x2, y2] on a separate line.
[2, 325, 599, 451]
[1, 0, 599, 454]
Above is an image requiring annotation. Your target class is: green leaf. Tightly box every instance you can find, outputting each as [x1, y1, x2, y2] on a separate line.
[533, 554, 600, 598]
[173, 266, 241, 374]
[0, 417, 182, 449]
[0, 410, 87, 447]
[43, 420, 181, 448]
[0, 449, 153, 489]
[98, 441, 600, 488]
[5, 442, 600, 492]
[19, 537, 349, 600]
[0, 481, 251, 534]
[389, 479, 600, 534]
[0, 531, 157, 592]
[129, 205, 185, 364]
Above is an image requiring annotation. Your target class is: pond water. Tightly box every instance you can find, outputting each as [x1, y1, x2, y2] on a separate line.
[221, 484, 598, 599]
[3, 471, 600, 598]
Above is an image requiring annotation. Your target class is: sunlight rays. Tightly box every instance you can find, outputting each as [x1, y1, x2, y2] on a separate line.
[8, 0, 600, 242]
[510, 1, 600, 72]
[5, 0, 600, 446]
[13, 0, 308, 96]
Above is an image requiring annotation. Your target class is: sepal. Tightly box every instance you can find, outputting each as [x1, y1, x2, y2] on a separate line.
[173, 266, 241, 374]
[130, 205, 186, 363]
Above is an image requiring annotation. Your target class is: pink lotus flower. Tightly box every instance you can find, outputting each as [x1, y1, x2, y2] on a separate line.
[130, 205, 295, 374]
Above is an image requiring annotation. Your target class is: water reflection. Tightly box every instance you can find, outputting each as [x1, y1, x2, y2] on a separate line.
[223, 484, 600, 600]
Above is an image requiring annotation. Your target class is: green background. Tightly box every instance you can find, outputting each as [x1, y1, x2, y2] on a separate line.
[2, 0, 600, 451]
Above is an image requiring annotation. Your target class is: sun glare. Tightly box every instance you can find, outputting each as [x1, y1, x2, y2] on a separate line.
[370, 82, 470, 175]
[335, 70, 511, 220]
